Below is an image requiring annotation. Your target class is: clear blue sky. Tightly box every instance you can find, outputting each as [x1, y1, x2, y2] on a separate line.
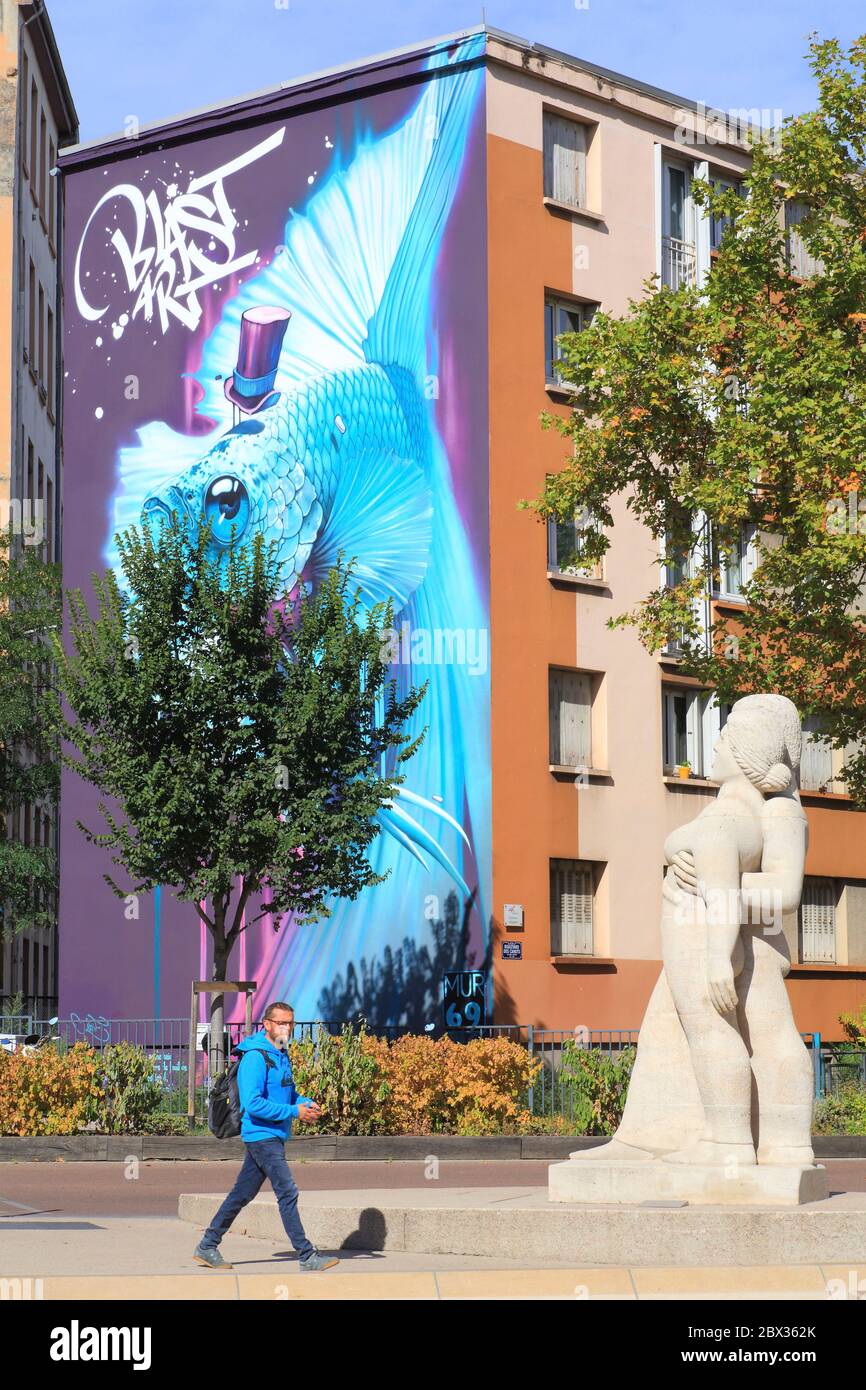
[48, 0, 863, 144]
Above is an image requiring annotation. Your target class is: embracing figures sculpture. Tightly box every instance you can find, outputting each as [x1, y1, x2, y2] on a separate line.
[550, 694, 830, 1204]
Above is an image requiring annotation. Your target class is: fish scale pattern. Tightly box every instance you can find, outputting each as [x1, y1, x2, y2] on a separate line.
[143, 361, 425, 593]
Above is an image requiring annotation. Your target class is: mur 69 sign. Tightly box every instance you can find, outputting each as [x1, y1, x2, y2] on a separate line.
[443, 971, 486, 1028]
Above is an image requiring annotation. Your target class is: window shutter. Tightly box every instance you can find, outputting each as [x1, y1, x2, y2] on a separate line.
[552, 860, 593, 955]
[544, 112, 586, 206]
[799, 878, 836, 963]
[785, 201, 822, 279]
[800, 718, 833, 791]
[549, 670, 591, 766]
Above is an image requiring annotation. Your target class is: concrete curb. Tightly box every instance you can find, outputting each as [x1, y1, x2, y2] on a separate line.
[1, 1133, 864, 1162]
[178, 1188, 866, 1266]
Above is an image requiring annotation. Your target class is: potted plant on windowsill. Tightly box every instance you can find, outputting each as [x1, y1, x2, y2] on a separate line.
[677, 760, 692, 780]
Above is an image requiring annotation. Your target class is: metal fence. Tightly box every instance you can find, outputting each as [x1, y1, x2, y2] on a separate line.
[2, 1016, 859, 1125]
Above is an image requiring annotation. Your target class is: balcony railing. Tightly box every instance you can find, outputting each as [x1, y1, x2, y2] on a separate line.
[662, 236, 697, 290]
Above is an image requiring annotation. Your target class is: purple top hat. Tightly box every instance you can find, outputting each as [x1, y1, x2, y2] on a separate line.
[224, 305, 292, 414]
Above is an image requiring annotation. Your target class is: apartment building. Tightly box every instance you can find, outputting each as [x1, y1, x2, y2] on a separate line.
[55, 26, 864, 1036]
[486, 30, 866, 1039]
[0, 0, 77, 1017]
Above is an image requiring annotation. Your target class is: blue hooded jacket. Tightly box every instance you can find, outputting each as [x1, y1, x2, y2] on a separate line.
[234, 1030, 314, 1143]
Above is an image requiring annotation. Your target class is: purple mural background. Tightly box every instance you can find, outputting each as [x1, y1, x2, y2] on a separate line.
[58, 37, 490, 1026]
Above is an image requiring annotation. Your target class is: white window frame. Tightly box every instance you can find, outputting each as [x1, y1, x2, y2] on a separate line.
[662, 685, 727, 777]
[709, 176, 741, 252]
[661, 159, 696, 289]
[712, 521, 758, 599]
[549, 667, 593, 768]
[547, 506, 604, 580]
[550, 858, 594, 956]
[544, 295, 596, 385]
[660, 510, 711, 657]
[542, 110, 588, 209]
[798, 876, 836, 963]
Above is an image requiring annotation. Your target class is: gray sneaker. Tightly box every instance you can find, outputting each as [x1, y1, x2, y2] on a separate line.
[193, 1243, 233, 1269]
[299, 1251, 338, 1272]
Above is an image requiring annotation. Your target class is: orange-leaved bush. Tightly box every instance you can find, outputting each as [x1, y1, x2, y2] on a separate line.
[0, 1043, 102, 1136]
[289, 1028, 541, 1135]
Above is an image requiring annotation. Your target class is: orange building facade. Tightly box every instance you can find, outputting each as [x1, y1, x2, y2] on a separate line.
[483, 29, 866, 1040]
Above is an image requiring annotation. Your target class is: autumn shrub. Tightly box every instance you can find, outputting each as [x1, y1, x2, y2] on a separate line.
[287, 1026, 541, 1135]
[92, 1041, 164, 1133]
[0, 1043, 102, 1136]
[288, 1023, 386, 1136]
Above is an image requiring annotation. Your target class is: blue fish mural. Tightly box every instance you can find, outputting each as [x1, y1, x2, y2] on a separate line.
[103, 38, 491, 1023]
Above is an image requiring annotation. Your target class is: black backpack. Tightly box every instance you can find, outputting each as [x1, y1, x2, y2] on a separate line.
[208, 1047, 275, 1139]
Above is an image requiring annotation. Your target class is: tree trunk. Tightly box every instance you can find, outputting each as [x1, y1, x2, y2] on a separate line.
[209, 924, 232, 1080]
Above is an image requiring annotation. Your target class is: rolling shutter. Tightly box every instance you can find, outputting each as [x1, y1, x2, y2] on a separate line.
[543, 112, 586, 207]
[799, 877, 836, 963]
[551, 859, 593, 955]
[549, 669, 592, 767]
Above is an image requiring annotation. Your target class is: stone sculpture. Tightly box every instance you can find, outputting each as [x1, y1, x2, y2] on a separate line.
[550, 693, 829, 1204]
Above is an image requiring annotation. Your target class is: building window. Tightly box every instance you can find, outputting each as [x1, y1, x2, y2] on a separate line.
[712, 522, 757, 598]
[543, 110, 587, 209]
[662, 160, 696, 289]
[29, 80, 37, 195]
[37, 460, 44, 554]
[799, 877, 836, 962]
[39, 108, 47, 216]
[46, 475, 53, 560]
[547, 504, 603, 579]
[544, 296, 596, 384]
[661, 509, 704, 655]
[20, 50, 29, 176]
[710, 176, 741, 252]
[662, 685, 728, 777]
[37, 284, 45, 389]
[551, 858, 595, 955]
[48, 138, 56, 246]
[26, 440, 34, 507]
[549, 667, 592, 768]
[46, 308, 54, 414]
[785, 201, 823, 280]
[800, 716, 834, 792]
[27, 260, 35, 369]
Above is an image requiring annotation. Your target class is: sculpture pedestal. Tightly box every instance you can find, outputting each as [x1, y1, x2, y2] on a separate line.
[548, 1159, 830, 1206]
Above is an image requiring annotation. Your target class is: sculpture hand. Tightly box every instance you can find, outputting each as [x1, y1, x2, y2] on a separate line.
[707, 954, 738, 1014]
[671, 849, 699, 895]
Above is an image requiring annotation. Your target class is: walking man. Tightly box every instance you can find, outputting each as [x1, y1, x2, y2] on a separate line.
[193, 1001, 337, 1272]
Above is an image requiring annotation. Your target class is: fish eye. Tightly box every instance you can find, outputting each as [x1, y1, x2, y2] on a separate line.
[204, 476, 250, 543]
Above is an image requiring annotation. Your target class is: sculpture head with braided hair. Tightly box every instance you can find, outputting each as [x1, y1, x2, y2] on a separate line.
[710, 693, 802, 800]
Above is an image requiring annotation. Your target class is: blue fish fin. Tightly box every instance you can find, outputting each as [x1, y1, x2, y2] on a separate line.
[363, 44, 484, 382]
[303, 438, 433, 613]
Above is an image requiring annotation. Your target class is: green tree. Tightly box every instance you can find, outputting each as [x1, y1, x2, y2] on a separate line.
[526, 34, 866, 799]
[50, 518, 426, 1067]
[0, 528, 61, 1000]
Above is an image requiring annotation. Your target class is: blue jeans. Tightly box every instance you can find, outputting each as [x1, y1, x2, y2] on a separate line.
[200, 1138, 315, 1259]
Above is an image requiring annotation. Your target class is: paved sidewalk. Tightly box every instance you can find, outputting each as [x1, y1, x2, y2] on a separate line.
[1, 1213, 863, 1299]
